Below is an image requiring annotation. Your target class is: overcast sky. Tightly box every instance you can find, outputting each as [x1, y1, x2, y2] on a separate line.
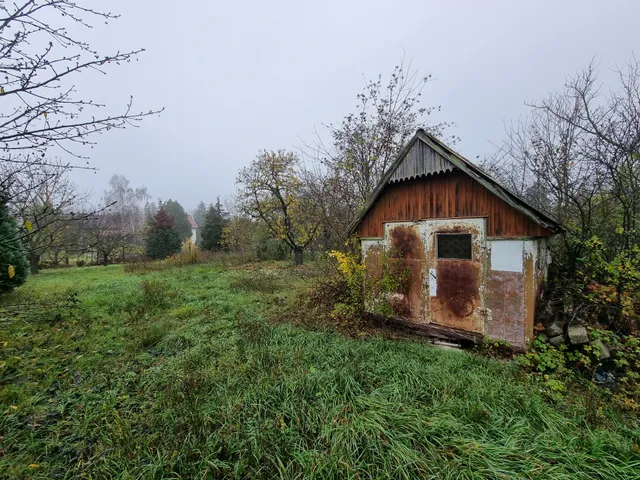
[69, 0, 640, 212]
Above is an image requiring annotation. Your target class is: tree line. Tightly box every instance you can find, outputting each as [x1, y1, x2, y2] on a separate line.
[2, 1, 640, 332]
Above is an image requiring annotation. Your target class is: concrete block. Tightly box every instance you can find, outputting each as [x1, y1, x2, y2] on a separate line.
[545, 322, 564, 338]
[595, 339, 610, 360]
[549, 335, 564, 346]
[567, 325, 589, 345]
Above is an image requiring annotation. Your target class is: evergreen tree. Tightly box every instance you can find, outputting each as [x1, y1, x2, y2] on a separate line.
[192, 201, 207, 230]
[200, 198, 228, 251]
[0, 196, 29, 294]
[145, 207, 182, 259]
[163, 199, 192, 240]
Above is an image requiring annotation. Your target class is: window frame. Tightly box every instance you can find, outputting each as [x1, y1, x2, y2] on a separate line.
[436, 233, 473, 260]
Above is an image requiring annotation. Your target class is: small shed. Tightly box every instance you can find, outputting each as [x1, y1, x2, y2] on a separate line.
[349, 129, 562, 348]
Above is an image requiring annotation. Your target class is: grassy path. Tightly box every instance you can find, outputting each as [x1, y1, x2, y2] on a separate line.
[1, 264, 639, 478]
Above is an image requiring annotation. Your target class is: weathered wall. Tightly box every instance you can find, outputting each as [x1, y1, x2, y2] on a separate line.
[357, 170, 553, 239]
[484, 239, 549, 348]
[362, 220, 551, 348]
[485, 240, 526, 346]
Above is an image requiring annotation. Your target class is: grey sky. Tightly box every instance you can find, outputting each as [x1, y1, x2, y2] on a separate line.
[70, 0, 640, 212]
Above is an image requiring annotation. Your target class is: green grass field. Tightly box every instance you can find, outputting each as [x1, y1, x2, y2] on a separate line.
[1, 262, 639, 479]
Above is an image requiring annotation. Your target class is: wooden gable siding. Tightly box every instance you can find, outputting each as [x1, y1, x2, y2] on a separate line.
[357, 170, 553, 238]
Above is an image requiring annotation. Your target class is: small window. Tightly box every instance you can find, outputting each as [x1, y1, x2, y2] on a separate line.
[437, 234, 472, 260]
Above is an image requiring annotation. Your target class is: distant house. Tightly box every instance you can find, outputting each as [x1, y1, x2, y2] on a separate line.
[187, 214, 198, 244]
[349, 129, 563, 348]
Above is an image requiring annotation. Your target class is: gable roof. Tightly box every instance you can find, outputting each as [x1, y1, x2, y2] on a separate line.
[187, 214, 198, 229]
[348, 129, 563, 235]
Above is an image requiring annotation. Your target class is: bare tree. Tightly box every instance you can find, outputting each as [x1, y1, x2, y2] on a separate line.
[302, 58, 455, 247]
[3, 160, 89, 273]
[534, 58, 640, 246]
[102, 174, 149, 259]
[83, 210, 129, 266]
[0, 1, 162, 172]
[482, 56, 640, 329]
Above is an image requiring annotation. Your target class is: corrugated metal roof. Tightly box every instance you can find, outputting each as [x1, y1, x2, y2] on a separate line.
[388, 140, 455, 183]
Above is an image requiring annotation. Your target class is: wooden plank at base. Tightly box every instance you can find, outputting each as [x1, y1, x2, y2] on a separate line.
[366, 313, 484, 344]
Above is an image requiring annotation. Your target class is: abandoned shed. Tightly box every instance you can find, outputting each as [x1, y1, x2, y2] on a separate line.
[349, 129, 563, 348]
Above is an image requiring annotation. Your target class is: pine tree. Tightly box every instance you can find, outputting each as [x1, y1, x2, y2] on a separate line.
[192, 201, 207, 230]
[163, 199, 192, 240]
[145, 207, 182, 259]
[200, 198, 228, 251]
[0, 196, 29, 294]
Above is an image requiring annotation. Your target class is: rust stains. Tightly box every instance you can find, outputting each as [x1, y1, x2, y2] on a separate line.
[523, 254, 535, 346]
[389, 293, 412, 318]
[389, 225, 424, 260]
[423, 219, 485, 333]
[387, 225, 425, 323]
[364, 245, 383, 280]
[485, 270, 525, 346]
[435, 260, 479, 318]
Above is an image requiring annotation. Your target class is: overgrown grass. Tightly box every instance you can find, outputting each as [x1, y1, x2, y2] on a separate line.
[1, 262, 639, 478]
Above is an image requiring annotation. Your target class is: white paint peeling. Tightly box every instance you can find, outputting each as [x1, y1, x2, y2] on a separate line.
[523, 240, 536, 261]
[490, 240, 523, 272]
[361, 239, 383, 256]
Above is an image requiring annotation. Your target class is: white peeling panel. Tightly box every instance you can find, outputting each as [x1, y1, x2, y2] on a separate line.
[490, 240, 523, 272]
[361, 239, 383, 256]
[429, 268, 437, 296]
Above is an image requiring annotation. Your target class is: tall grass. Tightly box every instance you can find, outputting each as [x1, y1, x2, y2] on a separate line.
[0, 263, 638, 478]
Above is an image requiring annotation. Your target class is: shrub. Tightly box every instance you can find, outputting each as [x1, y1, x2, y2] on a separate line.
[0, 197, 29, 294]
[228, 272, 281, 294]
[139, 321, 172, 349]
[122, 280, 179, 320]
[549, 235, 640, 332]
[123, 242, 218, 274]
[145, 207, 182, 260]
[327, 246, 407, 320]
[517, 329, 640, 412]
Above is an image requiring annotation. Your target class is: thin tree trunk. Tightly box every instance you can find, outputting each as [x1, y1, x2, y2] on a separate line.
[30, 253, 40, 275]
[293, 246, 303, 266]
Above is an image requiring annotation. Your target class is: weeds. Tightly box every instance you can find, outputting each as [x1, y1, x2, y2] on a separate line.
[228, 271, 282, 293]
[138, 321, 172, 349]
[121, 279, 180, 320]
[0, 263, 639, 479]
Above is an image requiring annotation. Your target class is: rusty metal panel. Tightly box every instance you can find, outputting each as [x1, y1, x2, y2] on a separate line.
[485, 270, 526, 347]
[423, 219, 486, 333]
[386, 224, 425, 323]
[388, 141, 455, 183]
[485, 240, 529, 348]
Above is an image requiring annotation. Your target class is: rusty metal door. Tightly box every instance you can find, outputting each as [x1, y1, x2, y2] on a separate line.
[423, 219, 486, 333]
[384, 223, 426, 323]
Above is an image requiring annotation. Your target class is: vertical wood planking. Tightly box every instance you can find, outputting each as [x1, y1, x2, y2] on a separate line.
[357, 170, 553, 238]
